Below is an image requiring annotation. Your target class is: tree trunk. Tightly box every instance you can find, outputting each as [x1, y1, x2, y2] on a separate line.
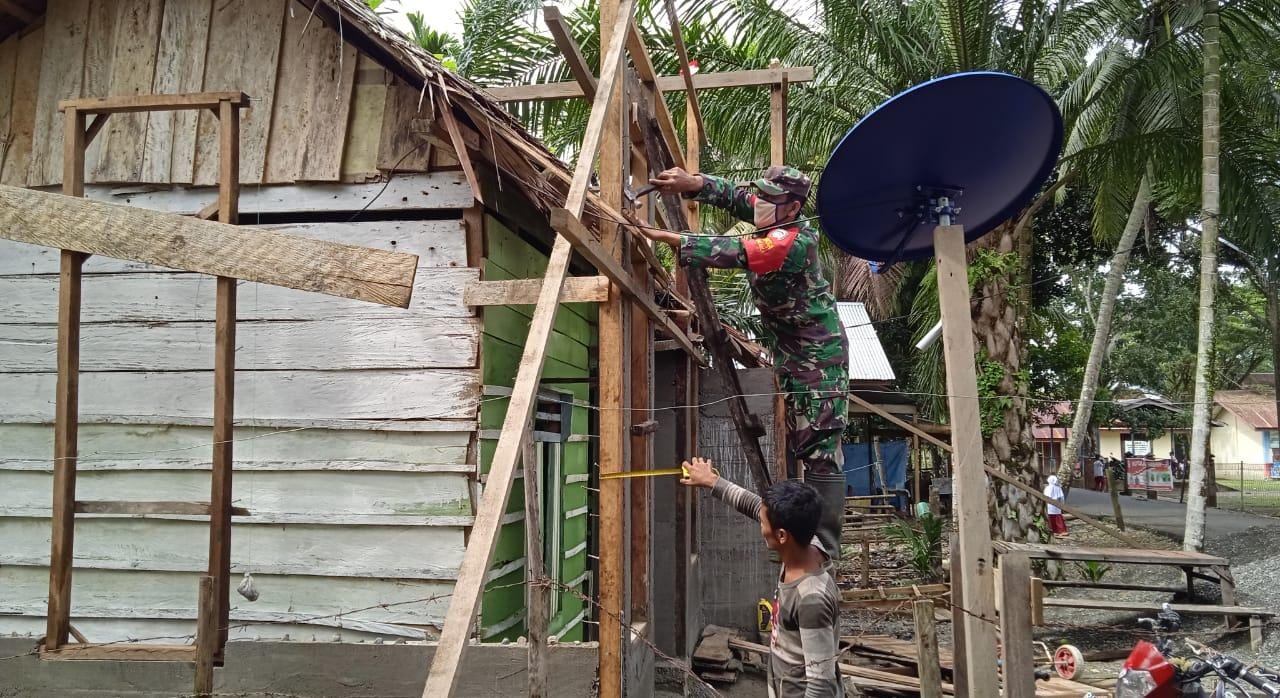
[1184, 0, 1220, 553]
[1056, 175, 1153, 488]
[974, 223, 1039, 543]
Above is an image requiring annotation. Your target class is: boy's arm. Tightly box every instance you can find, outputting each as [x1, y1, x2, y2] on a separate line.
[798, 588, 842, 697]
[708, 476, 763, 522]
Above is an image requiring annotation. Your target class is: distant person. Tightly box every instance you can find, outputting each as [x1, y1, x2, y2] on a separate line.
[1043, 475, 1068, 536]
[1092, 454, 1106, 491]
[681, 456, 844, 697]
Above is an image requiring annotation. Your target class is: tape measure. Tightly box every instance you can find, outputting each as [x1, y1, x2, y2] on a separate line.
[598, 465, 718, 481]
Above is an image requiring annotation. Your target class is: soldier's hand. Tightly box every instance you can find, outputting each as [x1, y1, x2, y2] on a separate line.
[679, 457, 719, 489]
[650, 168, 703, 195]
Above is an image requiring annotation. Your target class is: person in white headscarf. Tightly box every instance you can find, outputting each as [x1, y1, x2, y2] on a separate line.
[1043, 475, 1068, 536]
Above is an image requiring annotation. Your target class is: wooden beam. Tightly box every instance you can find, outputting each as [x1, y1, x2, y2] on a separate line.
[59, 92, 251, 114]
[194, 576, 216, 695]
[83, 115, 109, 148]
[0, 0, 36, 23]
[914, 599, 943, 698]
[46, 107, 86, 653]
[543, 5, 597, 101]
[75, 501, 250, 516]
[984, 466, 1141, 547]
[565, 0, 635, 217]
[436, 75, 484, 206]
[209, 98, 239, 661]
[770, 68, 788, 166]
[933, 224, 998, 697]
[485, 66, 816, 102]
[624, 20, 685, 169]
[464, 277, 611, 305]
[660, 0, 706, 147]
[998, 553, 1035, 698]
[0, 185, 419, 309]
[522, 434, 549, 698]
[42, 644, 199, 661]
[550, 209, 699, 359]
[849, 392, 952, 453]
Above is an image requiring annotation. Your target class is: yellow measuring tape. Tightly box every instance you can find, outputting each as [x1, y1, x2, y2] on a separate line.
[598, 465, 718, 480]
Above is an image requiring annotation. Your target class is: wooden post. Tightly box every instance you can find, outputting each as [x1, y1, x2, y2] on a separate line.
[933, 224, 999, 696]
[522, 435, 549, 698]
[599, 1, 630, 695]
[46, 107, 87, 652]
[1108, 471, 1126, 531]
[949, 531, 968, 696]
[194, 576, 217, 696]
[913, 599, 943, 698]
[208, 98, 240, 660]
[628, 81, 653, 626]
[769, 64, 788, 167]
[1029, 577, 1045, 626]
[913, 435, 922, 511]
[774, 391, 789, 480]
[998, 553, 1034, 698]
[861, 538, 871, 586]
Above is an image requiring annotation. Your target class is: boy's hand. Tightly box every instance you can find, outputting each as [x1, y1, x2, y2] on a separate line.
[650, 167, 703, 195]
[679, 457, 718, 489]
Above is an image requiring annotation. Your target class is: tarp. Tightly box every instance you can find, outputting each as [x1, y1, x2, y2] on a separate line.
[842, 440, 909, 506]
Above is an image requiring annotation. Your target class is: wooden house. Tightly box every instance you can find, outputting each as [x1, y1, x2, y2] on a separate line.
[0, 0, 670, 654]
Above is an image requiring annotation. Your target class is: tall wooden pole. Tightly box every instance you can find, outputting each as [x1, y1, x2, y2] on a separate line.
[46, 107, 87, 652]
[598, 0, 629, 694]
[933, 224, 998, 696]
[523, 435, 549, 698]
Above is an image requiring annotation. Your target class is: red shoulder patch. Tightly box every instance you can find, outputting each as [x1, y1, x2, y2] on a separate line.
[744, 226, 799, 274]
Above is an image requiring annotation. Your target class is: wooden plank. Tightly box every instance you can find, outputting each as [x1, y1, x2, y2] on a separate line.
[377, 78, 431, 172]
[66, 92, 252, 115]
[436, 75, 482, 204]
[0, 370, 480, 423]
[485, 66, 816, 102]
[0, 35, 18, 170]
[914, 599, 943, 698]
[0, 268, 475, 325]
[1041, 579, 1183, 593]
[464, 277, 610, 306]
[1, 27, 41, 185]
[142, 1, 215, 183]
[193, 0, 285, 185]
[624, 20, 684, 170]
[986, 468, 1144, 548]
[79, 0, 118, 178]
[933, 224, 998, 697]
[74, 501, 249, 516]
[1030, 577, 1045, 625]
[92, 0, 165, 183]
[550, 209, 697, 357]
[43, 644, 199, 661]
[300, 13, 357, 181]
[993, 544, 1229, 565]
[659, 0, 705, 147]
[770, 73, 788, 166]
[194, 576, 216, 694]
[999, 553, 1035, 698]
[3, 517, 469, 580]
[340, 55, 389, 178]
[543, 4, 596, 101]
[0, 185, 419, 308]
[1040, 598, 1273, 616]
[45, 105, 86, 652]
[522, 434, 549, 698]
[0, 318, 479, 372]
[849, 392, 952, 452]
[29, 0, 90, 187]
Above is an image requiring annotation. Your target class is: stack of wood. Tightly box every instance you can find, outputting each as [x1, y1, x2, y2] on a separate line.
[691, 625, 745, 684]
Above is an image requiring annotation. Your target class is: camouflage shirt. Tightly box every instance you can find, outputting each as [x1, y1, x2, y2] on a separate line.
[679, 174, 850, 377]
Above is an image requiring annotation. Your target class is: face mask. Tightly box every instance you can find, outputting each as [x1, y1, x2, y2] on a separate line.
[754, 198, 778, 227]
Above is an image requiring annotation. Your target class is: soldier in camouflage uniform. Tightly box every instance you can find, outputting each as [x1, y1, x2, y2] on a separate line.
[643, 165, 850, 559]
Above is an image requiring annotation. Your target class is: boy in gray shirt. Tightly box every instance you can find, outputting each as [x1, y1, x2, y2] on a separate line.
[682, 457, 844, 697]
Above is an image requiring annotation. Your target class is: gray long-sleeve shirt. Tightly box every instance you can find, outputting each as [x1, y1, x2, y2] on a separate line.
[709, 477, 845, 698]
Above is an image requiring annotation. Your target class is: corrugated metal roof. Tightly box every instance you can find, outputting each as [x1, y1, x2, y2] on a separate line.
[837, 302, 895, 382]
[1215, 391, 1277, 429]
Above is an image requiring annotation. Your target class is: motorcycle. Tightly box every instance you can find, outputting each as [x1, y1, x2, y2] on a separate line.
[1114, 603, 1280, 697]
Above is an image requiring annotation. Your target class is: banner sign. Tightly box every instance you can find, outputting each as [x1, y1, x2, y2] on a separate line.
[1126, 458, 1174, 492]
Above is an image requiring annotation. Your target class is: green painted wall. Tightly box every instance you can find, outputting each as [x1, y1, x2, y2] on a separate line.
[480, 215, 596, 642]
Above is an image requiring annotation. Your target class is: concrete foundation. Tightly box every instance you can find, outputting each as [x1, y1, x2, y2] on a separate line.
[0, 638, 598, 697]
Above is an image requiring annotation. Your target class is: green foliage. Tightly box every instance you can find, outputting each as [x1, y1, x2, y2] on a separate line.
[885, 513, 945, 583]
[1073, 560, 1111, 583]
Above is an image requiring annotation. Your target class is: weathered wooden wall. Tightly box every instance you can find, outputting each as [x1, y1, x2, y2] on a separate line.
[0, 196, 483, 642]
[0, 0, 457, 189]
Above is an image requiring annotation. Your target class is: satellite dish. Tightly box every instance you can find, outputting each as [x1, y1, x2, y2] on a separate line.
[816, 72, 1062, 263]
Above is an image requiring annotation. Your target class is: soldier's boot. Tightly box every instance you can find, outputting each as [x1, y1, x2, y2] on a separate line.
[806, 472, 846, 561]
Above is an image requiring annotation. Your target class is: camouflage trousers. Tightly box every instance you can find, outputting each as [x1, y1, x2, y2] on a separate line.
[778, 362, 849, 478]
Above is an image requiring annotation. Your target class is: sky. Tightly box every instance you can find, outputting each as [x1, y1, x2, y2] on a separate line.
[381, 0, 467, 37]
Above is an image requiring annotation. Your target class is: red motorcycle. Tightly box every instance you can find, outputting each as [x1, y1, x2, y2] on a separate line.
[1116, 604, 1280, 697]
